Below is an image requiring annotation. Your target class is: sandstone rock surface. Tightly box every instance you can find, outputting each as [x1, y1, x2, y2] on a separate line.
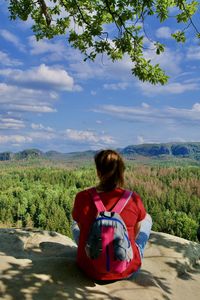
[0, 229, 200, 300]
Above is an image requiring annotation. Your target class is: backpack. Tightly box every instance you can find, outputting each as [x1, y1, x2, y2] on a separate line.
[85, 187, 133, 274]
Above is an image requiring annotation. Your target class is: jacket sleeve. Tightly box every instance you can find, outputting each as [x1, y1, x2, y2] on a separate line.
[134, 193, 147, 222]
[72, 193, 81, 223]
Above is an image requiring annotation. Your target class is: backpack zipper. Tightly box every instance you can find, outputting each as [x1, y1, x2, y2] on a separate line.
[106, 245, 110, 271]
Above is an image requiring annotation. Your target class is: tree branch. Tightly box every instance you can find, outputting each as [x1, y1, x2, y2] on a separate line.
[104, 0, 123, 36]
[73, 0, 91, 27]
[182, 1, 200, 35]
[37, 0, 51, 26]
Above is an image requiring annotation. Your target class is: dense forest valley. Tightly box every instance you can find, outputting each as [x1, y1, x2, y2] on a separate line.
[0, 158, 200, 242]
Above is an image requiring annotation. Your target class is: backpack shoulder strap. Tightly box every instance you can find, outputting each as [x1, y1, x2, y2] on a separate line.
[112, 190, 132, 214]
[89, 187, 106, 212]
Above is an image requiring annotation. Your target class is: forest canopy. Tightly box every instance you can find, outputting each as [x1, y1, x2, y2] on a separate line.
[0, 162, 199, 241]
[7, 0, 200, 84]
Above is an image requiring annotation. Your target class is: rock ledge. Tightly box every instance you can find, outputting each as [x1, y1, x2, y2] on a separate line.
[0, 229, 200, 300]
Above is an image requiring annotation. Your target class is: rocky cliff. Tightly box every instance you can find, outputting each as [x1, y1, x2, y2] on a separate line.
[0, 229, 200, 300]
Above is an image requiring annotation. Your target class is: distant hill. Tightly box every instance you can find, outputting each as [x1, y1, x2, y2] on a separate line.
[121, 142, 200, 160]
[1, 142, 200, 162]
[14, 149, 44, 160]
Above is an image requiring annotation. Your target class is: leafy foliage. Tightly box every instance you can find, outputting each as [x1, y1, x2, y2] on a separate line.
[7, 0, 200, 84]
[0, 162, 199, 241]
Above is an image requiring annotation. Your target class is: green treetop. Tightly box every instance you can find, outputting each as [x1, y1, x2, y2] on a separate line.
[7, 0, 200, 84]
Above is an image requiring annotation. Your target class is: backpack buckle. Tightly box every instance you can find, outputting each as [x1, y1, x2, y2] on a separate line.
[100, 211, 115, 218]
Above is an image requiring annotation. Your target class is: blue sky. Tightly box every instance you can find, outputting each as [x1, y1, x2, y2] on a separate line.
[0, 2, 200, 153]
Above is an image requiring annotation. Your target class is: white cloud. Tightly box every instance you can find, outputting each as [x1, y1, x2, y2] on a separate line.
[0, 118, 25, 130]
[0, 129, 56, 147]
[94, 104, 156, 123]
[29, 36, 66, 57]
[103, 55, 133, 80]
[0, 125, 113, 149]
[187, 46, 200, 60]
[166, 103, 200, 121]
[141, 102, 150, 108]
[144, 47, 182, 75]
[31, 123, 54, 132]
[103, 82, 129, 90]
[0, 135, 32, 144]
[0, 83, 54, 102]
[0, 64, 78, 91]
[73, 56, 132, 81]
[156, 27, 172, 39]
[1, 126, 115, 150]
[16, 16, 34, 30]
[0, 51, 22, 66]
[137, 81, 199, 95]
[64, 129, 115, 144]
[0, 29, 26, 52]
[91, 90, 97, 96]
[137, 136, 145, 144]
[49, 92, 59, 99]
[0, 83, 57, 113]
[94, 102, 200, 125]
[6, 104, 56, 113]
[29, 131, 56, 140]
[193, 103, 200, 111]
[69, 59, 104, 80]
[66, 47, 133, 81]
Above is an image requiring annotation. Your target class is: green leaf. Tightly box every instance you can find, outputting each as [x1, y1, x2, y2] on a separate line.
[196, 33, 200, 39]
[171, 31, 186, 43]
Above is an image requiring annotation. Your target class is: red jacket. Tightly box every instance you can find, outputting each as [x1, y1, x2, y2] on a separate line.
[72, 187, 146, 280]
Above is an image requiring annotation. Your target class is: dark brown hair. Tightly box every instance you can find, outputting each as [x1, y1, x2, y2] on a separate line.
[94, 149, 125, 192]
